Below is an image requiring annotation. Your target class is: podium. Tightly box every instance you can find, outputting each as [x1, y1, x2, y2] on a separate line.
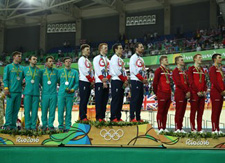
[1, 122, 225, 149]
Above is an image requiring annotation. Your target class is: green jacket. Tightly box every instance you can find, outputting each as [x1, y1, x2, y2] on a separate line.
[41, 68, 58, 95]
[23, 66, 41, 96]
[58, 68, 79, 97]
[3, 63, 24, 93]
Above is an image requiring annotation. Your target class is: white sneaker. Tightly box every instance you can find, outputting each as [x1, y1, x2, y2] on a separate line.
[198, 130, 205, 134]
[180, 129, 187, 134]
[158, 128, 164, 134]
[218, 130, 224, 134]
[174, 129, 181, 133]
[164, 129, 169, 133]
[191, 130, 197, 133]
[212, 131, 218, 134]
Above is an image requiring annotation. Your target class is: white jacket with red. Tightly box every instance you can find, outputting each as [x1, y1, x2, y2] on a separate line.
[129, 53, 146, 81]
[110, 54, 128, 82]
[93, 54, 111, 83]
[78, 56, 95, 83]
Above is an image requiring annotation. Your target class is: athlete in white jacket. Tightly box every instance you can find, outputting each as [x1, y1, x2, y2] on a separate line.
[110, 43, 128, 122]
[93, 43, 111, 122]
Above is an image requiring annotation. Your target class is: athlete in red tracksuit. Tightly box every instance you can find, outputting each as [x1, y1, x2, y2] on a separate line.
[209, 53, 225, 134]
[172, 56, 190, 133]
[188, 54, 207, 133]
[153, 56, 171, 132]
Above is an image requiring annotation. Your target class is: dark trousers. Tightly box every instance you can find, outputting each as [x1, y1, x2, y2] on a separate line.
[79, 81, 91, 120]
[95, 83, 109, 120]
[110, 80, 124, 120]
[130, 80, 144, 120]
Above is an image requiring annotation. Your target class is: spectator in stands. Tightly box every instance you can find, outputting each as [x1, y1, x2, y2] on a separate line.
[56, 59, 62, 68]
[214, 42, 219, 49]
[25, 57, 29, 64]
[58, 50, 64, 58]
[196, 44, 201, 51]
[205, 42, 211, 50]
[63, 41, 67, 47]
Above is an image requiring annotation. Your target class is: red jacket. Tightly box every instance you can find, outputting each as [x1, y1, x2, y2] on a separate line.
[172, 67, 189, 94]
[209, 65, 225, 93]
[188, 66, 207, 93]
[153, 66, 171, 95]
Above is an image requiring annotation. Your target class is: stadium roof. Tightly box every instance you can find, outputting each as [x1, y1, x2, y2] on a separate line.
[0, 0, 209, 27]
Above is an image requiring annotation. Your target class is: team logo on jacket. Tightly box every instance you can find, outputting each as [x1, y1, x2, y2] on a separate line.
[136, 59, 144, 68]
[99, 58, 105, 67]
[85, 60, 91, 68]
[118, 58, 123, 67]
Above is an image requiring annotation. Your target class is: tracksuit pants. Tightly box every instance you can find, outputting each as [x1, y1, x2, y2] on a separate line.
[130, 80, 144, 121]
[211, 90, 223, 131]
[58, 96, 73, 130]
[4, 93, 21, 129]
[41, 94, 57, 129]
[95, 83, 109, 120]
[174, 91, 187, 130]
[190, 93, 205, 131]
[157, 92, 171, 130]
[79, 81, 91, 120]
[110, 80, 124, 120]
[24, 95, 39, 130]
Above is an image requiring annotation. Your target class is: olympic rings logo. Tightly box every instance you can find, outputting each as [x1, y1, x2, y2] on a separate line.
[100, 129, 124, 141]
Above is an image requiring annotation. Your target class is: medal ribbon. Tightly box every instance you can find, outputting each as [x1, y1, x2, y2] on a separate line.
[195, 66, 202, 83]
[45, 68, 52, 82]
[64, 68, 71, 82]
[216, 65, 224, 80]
[29, 66, 36, 80]
[12, 63, 20, 78]
[101, 55, 108, 73]
[160, 66, 170, 83]
[178, 68, 187, 84]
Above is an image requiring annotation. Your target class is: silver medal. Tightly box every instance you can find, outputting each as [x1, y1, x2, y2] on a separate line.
[47, 81, 51, 85]
[31, 79, 35, 84]
[17, 77, 20, 80]
[65, 81, 69, 85]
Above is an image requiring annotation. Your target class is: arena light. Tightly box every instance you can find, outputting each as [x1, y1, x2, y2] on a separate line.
[47, 23, 76, 33]
[126, 14, 156, 26]
[23, 0, 35, 4]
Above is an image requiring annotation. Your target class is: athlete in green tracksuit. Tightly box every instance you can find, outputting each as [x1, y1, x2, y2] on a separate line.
[41, 56, 58, 130]
[23, 55, 41, 130]
[58, 57, 79, 131]
[3, 51, 23, 130]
